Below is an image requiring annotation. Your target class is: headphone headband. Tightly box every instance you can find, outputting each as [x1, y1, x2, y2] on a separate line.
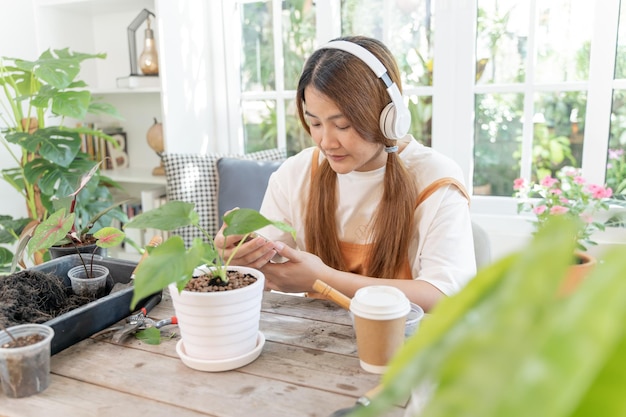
[318, 40, 411, 140]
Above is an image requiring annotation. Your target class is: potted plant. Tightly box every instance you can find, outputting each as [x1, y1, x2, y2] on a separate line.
[11, 163, 126, 297]
[513, 166, 617, 293]
[124, 201, 295, 371]
[0, 323, 55, 398]
[513, 166, 614, 251]
[0, 48, 124, 267]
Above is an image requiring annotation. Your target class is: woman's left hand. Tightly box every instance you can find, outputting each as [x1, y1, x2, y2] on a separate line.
[214, 222, 278, 269]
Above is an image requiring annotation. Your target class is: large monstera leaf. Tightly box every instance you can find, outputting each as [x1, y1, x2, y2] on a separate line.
[6, 128, 81, 167]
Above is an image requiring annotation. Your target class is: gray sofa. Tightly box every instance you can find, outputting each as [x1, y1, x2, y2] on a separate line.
[162, 148, 286, 245]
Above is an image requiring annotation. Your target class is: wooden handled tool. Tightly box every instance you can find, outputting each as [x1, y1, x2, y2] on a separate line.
[131, 235, 163, 279]
[329, 384, 383, 416]
[312, 279, 352, 310]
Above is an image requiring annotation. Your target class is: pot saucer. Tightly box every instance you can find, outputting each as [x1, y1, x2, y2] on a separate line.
[176, 331, 265, 372]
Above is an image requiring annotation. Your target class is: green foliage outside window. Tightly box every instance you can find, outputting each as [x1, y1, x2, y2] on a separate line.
[240, 0, 315, 154]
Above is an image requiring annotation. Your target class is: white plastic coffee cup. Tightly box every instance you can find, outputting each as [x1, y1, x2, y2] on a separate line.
[350, 285, 411, 374]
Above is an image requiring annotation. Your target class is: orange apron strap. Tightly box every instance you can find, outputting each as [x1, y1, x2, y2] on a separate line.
[416, 177, 470, 208]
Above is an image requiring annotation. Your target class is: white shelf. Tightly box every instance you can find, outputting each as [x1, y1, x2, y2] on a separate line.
[35, 0, 153, 15]
[92, 87, 160, 95]
[105, 167, 166, 185]
[34, 0, 168, 259]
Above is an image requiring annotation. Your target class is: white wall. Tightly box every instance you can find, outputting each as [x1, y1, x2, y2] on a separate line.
[156, 0, 232, 155]
[0, 0, 38, 221]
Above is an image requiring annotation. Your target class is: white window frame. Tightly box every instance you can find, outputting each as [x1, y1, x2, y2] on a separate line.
[220, 0, 622, 233]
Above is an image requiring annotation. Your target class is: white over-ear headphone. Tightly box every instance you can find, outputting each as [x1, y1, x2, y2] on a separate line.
[319, 40, 411, 140]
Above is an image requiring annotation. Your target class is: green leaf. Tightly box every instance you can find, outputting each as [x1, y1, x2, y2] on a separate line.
[93, 226, 125, 248]
[6, 128, 81, 168]
[223, 208, 296, 240]
[21, 48, 106, 89]
[0, 247, 14, 268]
[135, 327, 162, 345]
[50, 90, 91, 120]
[124, 201, 199, 231]
[130, 236, 207, 309]
[88, 101, 123, 119]
[0, 216, 30, 244]
[570, 332, 626, 417]
[27, 209, 74, 257]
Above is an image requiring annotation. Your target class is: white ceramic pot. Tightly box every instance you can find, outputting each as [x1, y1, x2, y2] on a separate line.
[169, 266, 265, 364]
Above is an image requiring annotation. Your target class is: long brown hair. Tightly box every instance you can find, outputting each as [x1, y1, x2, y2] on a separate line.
[296, 36, 419, 279]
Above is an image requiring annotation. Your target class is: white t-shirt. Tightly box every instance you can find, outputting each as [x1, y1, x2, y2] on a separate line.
[259, 138, 476, 295]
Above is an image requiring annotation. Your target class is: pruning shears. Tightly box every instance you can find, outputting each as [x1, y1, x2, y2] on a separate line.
[94, 293, 177, 343]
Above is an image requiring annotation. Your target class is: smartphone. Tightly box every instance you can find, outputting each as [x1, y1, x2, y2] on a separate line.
[241, 232, 287, 263]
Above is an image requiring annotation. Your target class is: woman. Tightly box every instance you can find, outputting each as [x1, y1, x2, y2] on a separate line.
[215, 36, 476, 312]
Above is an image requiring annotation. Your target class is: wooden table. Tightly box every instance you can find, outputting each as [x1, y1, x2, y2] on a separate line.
[0, 291, 407, 417]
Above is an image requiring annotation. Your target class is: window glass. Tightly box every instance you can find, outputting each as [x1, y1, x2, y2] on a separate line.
[616, 0, 626, 79]
[282, 0, 316, 90]
[475, 0, 591, 197]
[242, 100, 278, 153]
[474, 93, 523, 196]
[407, 95, 432, 146]
[606, 91, 626, 199]
[534, 1, 593, 83]
[341, 0, 433, 90]
[241, 1, 275, 92]
[607, 2, 626, 200]
[286, 99, 314, 155]
[476, 0, 529, 84]
[532, 91, 586, 180]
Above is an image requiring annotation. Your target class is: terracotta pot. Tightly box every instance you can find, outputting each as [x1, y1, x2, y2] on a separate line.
[559, 251, 596, 296]
[473, 183, 492, 196]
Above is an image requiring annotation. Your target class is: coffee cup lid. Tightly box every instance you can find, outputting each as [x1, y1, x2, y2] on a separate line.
[349, 285, 411, 320]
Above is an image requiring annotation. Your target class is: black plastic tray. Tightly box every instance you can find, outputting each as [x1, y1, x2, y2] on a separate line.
[31, 254, 161, 355]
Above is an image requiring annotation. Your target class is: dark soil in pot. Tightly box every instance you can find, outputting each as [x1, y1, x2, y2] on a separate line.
[48, 235, 107, 259]
[0, 270, 98, 327]
[2, 334, 44, 348]
[184, 270, 257, 292]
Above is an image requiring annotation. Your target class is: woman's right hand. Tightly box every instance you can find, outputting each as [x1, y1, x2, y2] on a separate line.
[214, 223, 279, 269]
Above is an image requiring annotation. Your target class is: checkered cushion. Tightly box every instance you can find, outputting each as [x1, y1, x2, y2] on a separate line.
[163, 148, 287, 246]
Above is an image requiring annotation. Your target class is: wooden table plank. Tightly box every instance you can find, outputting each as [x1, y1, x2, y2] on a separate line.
[0, 290, 407, 417]
[0, 374, 210, 417]
[50, 340, 403, 417]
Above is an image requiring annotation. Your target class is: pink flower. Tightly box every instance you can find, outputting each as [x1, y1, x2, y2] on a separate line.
[609, 149, 624, 160]
[561, 167, 579, 177]
[513, 166, 617, 251]
[513, 178, 526, 190]
[587, 184, 613, 199]
[550, 206, 569, 215]
[540, 176, 558, 188]
[580, 213, 593, 224]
